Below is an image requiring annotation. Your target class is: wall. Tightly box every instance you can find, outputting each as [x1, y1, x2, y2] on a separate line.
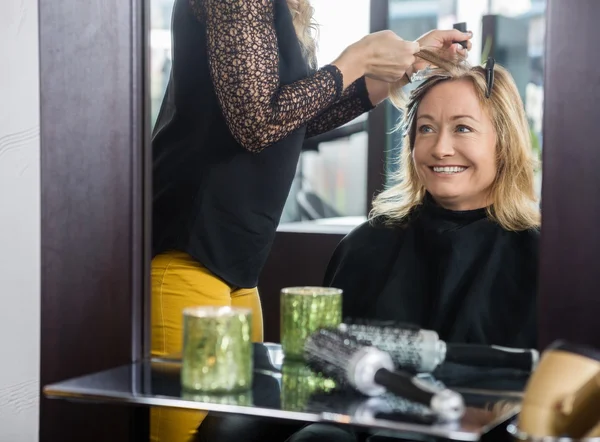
[37, 0, 147, 437]
[538, 0, 600, 349]
[0, 0, 41, 441]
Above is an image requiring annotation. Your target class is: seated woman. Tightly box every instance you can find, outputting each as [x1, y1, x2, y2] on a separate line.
[196, 54, 538, 442]
[324, 50, 540, 350]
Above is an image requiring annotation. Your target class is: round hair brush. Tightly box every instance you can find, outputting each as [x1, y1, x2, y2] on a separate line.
[340, 322, 539, 373]
[303, 328, 465, 422]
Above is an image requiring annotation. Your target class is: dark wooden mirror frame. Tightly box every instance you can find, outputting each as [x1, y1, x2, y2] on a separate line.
[39, 1, 600, 441]
[39, 0, 150, 440]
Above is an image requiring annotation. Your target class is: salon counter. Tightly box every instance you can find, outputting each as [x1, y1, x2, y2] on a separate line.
[44, 343, 528, 441]
[277, 216, 366, 234]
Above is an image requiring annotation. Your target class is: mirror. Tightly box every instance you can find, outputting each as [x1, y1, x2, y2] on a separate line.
[148, 0, 546, 410]
[385, 0, 545, 199]
[150, 0, 545, 228]
[150, 0, 374, 233]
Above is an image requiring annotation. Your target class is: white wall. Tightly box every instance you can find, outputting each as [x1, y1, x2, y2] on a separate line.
[0, 0, 41, 440]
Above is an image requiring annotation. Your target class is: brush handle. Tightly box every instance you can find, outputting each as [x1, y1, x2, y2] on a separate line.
[446, 344, 539, 372]
[373, 369, 435, 405]
[342, 322, 538, 372]
[373, 369, 465, 422]
[453, 22, 468, 48]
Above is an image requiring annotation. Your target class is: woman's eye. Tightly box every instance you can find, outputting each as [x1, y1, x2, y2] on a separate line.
[418, 125, 433, 134]
[456, 125, 472, 133]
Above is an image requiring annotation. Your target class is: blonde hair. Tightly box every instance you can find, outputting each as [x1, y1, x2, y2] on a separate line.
[370, 50, 541, 232]
[287, 0, 318, 69]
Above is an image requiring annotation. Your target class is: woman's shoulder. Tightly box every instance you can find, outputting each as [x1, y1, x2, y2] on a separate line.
[325, 217, 402, 276]
[323, 217, 403, 301]
[497, 226, 540, 267]
[511, 227, 540, 250]
[339, 217, 401, 250]
[518, 226, 541, 239]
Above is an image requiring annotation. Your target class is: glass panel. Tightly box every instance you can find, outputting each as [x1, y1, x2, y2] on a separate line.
[385, 0, 545, 197]
[44, 343, 527, 439]
[279, 0, 372, 230]
[149, 0, 372, 231]
[150, 0, 174, 126]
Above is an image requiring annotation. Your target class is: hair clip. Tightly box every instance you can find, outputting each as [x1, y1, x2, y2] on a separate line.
[485, 57, 495, 98]
[400, 105, 418, 142]
[405, 65, 433, 84]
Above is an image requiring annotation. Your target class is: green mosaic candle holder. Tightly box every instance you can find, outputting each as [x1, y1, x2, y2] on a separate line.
[280, 287, 342, 361]
[181, 306, 253, 393]
[281, 361, 337, 411]
[182, 390, 253, 406]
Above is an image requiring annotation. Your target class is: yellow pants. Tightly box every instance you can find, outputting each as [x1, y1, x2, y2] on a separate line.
[150, 251, 264, 442]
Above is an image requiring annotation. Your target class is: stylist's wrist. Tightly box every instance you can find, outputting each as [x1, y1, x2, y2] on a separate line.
[331, 44, 367, 90]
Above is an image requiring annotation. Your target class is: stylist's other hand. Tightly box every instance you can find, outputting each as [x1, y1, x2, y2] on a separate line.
[412, 29, 473, 72]
[334, 30, 420, 84]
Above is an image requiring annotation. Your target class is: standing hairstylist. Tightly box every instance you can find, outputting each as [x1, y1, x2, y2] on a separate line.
[150, 0, 472, 440]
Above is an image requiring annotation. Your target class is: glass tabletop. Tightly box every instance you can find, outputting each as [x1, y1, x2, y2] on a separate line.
[43, 343, 530, 441]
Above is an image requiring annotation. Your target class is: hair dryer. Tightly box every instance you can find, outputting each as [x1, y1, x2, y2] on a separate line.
[518, 341, 600, 437]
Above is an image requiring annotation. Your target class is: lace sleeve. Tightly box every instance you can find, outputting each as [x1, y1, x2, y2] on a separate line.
[193, 0, 345, 153]
[306, 76, 374, 138]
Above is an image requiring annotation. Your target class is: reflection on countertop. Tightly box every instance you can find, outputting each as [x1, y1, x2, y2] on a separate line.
[44, 343, 527, 441]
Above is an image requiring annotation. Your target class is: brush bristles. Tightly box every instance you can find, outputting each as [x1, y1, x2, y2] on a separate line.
[343, 323, 424, 367]
[306, 390, 434, 418]
[304, 329, 364, 383]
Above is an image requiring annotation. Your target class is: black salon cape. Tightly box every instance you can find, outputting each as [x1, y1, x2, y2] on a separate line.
[323, 196, 539, 349]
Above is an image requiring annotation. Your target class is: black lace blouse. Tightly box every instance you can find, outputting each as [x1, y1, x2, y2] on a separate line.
[152, 0, 375, 287]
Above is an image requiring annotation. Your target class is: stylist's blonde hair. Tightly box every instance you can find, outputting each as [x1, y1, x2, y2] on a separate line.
[287, 0, 318, 68]
[370, 50, 540, 232]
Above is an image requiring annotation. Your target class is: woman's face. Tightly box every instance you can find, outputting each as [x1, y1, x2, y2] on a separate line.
[412, 78, 497, 211]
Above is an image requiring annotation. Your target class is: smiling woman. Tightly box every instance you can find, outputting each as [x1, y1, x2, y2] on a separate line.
[324, 51, 541, 350]
[413, 79, 498, 211]
[376, 50, 540, 232]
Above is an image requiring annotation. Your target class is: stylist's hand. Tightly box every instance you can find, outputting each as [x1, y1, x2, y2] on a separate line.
[334, 30, 420, 84]
[412, 29, 473, 72]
